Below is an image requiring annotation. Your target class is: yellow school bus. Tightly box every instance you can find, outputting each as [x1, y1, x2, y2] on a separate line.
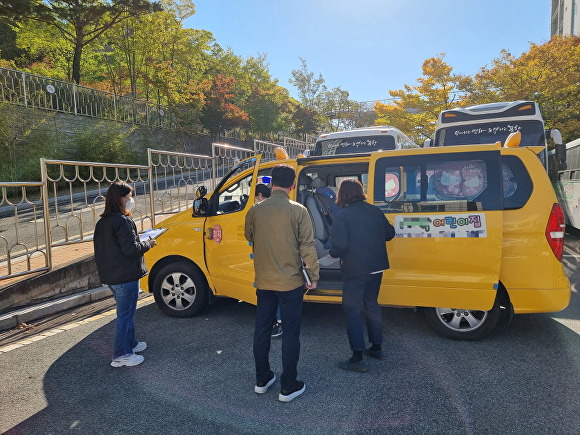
[140, 142, 570, 340]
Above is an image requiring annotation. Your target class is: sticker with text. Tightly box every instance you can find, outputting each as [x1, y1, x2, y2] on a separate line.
[394, 213, 487, 238]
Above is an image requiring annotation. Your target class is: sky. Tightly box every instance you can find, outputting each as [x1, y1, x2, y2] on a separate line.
[185, 0, 552, 103]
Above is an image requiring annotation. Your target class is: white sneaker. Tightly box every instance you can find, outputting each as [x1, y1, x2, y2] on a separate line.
[111, 353, 144, 367]
[133, 341, 147, 353]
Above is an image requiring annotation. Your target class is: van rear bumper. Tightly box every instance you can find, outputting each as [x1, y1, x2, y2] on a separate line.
[509, 287, 571, 314]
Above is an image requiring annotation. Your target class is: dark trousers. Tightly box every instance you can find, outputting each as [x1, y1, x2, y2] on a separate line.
[342, 273, 384, 351]
[254, 286, 304, 391]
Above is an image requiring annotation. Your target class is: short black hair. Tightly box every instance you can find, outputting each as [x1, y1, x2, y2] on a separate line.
[255, 183, 271, 198]
[271, 164, 296, 188]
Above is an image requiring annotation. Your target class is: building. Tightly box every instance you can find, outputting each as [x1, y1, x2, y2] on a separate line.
[551, 0, 580, 36]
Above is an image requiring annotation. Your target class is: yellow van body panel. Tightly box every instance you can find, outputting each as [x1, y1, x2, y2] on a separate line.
[139, 212, 215, 292]
[498, 147, 570, 313]
[143, 145, 570, 317]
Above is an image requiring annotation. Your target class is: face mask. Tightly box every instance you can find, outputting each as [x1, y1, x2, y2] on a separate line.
[125, 197, 135, 211]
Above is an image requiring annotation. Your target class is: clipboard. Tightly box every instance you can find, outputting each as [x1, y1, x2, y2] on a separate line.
[139, 227, 168, 241]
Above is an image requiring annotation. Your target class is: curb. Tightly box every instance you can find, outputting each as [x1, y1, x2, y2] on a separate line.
[0, 286, 112, 332]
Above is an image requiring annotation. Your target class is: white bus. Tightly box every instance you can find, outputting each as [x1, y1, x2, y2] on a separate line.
[312, 126, 419, 156]
[555, 138, 580, 230]
[425, 101, 565, 171]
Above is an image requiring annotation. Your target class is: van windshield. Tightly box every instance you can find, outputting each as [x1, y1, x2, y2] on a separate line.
[436, 120, 545, 147]
[314, 135, 396, 156]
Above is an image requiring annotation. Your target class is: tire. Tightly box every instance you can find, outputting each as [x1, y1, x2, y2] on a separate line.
[423, 295, 502, 340]
[152, 261, 209, 318]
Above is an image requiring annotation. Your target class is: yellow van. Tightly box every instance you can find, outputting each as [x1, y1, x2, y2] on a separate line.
[141, 144, 570, 340]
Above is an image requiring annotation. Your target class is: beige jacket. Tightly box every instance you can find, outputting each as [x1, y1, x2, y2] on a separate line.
[245, 190, 319, 291]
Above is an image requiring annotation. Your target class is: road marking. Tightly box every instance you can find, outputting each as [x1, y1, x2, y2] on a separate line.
[0, 295, 153, 354]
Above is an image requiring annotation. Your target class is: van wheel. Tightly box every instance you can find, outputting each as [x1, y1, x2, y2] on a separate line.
[152, 262, 209, 318]
[424, 297, 501, 340]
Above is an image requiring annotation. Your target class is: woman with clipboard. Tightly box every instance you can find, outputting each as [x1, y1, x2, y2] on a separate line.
[94, 182, 157, 368]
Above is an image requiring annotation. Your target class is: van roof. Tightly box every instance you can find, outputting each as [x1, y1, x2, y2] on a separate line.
[316, 126, 402, 140]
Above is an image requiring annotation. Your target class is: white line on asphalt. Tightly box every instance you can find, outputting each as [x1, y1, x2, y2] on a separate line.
[0, 296, 153, 353]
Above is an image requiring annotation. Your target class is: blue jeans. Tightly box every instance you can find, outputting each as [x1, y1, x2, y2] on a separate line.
[254, 286, 304, 391]
[342, 273, 384, 351]
[109, 281, 140, 359]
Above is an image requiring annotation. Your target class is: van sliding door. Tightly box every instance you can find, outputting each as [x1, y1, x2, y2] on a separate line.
[369, 148, 504, 310]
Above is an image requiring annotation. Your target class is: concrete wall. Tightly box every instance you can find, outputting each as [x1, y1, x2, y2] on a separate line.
[3, 105, 253, 175]
[0, 254, 100, 315]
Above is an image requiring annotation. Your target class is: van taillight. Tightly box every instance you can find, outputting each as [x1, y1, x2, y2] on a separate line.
[545, 203, 565, 261]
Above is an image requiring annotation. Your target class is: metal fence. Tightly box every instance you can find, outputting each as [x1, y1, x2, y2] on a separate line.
[0, 140, 311, 282]
[0, 66, 175, 129]
[0, 182, 49, 279]
[148, 149, 213, 215]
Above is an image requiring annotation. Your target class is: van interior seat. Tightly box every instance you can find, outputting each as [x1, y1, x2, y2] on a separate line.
[303, 192, 341, 270]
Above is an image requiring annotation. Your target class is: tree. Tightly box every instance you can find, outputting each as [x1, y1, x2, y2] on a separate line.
[289, 57, 326, 111]
[287, 101, 318, 135]
[0, 22, 26, 61]
[1, 0, 162, 84]
[245, 85, 287, 137]
[461, 36, 580, 142]
[318, 87, 360, 131]
[200, 74, 249, 138]
[374, 54, 470, 143]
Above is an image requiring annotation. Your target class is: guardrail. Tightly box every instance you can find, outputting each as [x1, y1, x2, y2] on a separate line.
[0, 141, 307, 282]
[0, 139, 310, 282]
[0, 66, 175, 129]
[0, 182, 50, 279]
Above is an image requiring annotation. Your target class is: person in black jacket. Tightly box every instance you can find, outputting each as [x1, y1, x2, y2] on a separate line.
[329, 179, 395, 372]
[94, 182, 156, 368]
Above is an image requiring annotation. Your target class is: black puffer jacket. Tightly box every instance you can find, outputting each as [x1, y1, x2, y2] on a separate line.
[329, 200, 395, 280]
[93, 213, 151, 285]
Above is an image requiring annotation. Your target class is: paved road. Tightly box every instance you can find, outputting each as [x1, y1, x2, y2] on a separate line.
[0, 232, 579, 434]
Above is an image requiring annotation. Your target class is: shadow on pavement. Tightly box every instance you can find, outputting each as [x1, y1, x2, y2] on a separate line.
[4, 298, 580, 434]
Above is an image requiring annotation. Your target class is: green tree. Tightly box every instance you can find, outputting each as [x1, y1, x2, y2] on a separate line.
[319, 87, 360, 132]
[374, 54, 470, 143]
[75, 121, 133, 163]
[0, 22, 25, 61]
[461, 36, 580, 142]
[1, 0, 162, 84]
[289, 58, 361, 133]
[245, 85, 288, 137]
[289, 57, 326, 111]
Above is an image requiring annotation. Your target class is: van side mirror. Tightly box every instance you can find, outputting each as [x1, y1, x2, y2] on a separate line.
[195, 185, 207, 199]
[555, 143, 567, 169]
[423, 138, 432, 148]
[193, 198, 208, 216]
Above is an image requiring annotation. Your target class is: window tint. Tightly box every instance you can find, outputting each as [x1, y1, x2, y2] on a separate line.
[374, 151, 502, 213]
[501, 155, 532, 209]
[315, 135, 396, 155]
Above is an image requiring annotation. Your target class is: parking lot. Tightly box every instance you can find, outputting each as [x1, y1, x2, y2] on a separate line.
[0, 230, 579, 434]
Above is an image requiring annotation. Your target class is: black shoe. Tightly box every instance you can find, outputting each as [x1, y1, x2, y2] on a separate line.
[278, 381, 306, 402]
[364, 348, 385, 360]
[338, 359, 368, 372]
[271, 321, 283, 338]
[254, 373, 276, 394]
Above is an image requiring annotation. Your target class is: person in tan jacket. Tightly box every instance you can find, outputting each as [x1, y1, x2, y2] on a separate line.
[245, 164, 319, 403]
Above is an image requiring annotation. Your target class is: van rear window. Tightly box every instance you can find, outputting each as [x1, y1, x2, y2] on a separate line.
[374, 151, 503, 213]
[314, 135, 396, 156]
[501, 155, 532, 209]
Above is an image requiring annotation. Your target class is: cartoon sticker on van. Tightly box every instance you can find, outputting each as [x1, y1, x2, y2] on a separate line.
[400, 217, 431, 231]
[395, 214, 487, 238]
